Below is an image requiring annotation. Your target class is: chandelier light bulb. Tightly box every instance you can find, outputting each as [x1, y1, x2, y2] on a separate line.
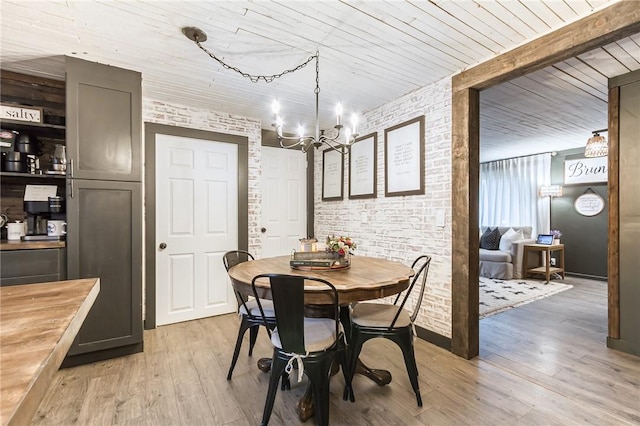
[298, 124, 305, 138]
[336, 103, 343, 126]
[272, 100, 280, 116]
[350, 113, 358, 134]
[344, 127, 352, 144]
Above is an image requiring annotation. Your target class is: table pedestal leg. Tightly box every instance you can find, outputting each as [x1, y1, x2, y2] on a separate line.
[355, 358, 392, 386]
[257, 357, 271, 373]
[294, 359, 341, 422]
[296, 386, 314, 422]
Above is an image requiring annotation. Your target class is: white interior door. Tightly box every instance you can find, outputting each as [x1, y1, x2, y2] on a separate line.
[156, 134, 238, 326]
[261, 146, 307, 257]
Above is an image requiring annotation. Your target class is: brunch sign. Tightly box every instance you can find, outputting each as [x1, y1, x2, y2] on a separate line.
[564, 157, 607, 185]
[0, 103, 43, 123]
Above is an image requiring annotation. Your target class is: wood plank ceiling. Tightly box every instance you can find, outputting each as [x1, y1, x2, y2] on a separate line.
[0, 0, 638, 162]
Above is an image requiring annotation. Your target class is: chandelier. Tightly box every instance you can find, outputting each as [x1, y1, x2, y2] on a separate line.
[584, 128, 608, 158]
[182, 27, 358, 154]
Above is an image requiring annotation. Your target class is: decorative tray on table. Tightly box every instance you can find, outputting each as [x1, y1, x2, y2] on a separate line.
[289, 251, 351, 271]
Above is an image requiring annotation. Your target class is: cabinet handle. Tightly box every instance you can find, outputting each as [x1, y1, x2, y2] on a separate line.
[68, 178, 74, 199]
[68, 158, 74, 178]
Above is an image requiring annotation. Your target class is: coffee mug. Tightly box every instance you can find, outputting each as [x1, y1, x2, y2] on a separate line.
[7, 221, 25, 240]
[47, 220, 67, 237]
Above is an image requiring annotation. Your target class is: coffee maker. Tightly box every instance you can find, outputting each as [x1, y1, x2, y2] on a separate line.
[23, 196, 65, 241]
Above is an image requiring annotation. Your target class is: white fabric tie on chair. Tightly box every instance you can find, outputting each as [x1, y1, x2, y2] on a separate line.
[283, 351, 309, 383]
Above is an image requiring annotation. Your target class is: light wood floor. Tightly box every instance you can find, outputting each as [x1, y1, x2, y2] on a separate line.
[32, 277, 640, 425]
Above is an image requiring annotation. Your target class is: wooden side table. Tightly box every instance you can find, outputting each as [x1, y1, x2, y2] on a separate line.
[523, 243, 565, 283]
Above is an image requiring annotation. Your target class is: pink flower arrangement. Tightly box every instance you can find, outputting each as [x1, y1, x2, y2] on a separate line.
[326, 235, 357, 257]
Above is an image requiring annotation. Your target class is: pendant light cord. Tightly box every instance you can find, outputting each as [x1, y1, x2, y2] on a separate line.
[193, 38, 317, 84]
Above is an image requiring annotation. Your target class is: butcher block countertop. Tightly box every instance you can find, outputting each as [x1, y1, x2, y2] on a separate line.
[0, 279, 100, 426]
[0, 241, 66, 251]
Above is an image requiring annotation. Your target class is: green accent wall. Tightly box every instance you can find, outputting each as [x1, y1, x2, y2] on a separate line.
[550, 148, 608, 279]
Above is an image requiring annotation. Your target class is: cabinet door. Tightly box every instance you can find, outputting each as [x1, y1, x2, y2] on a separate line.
[0, 248, 66, 286]
[66, 179, 142, 355]
[66, 57, 142, 182]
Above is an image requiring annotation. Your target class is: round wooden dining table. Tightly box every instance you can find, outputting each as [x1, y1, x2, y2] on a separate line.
[227, 254, 414, 304]
[227, 254, 415, 421]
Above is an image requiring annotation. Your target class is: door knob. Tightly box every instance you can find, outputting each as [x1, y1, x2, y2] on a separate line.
[159, 242, 167, 250]
[260, 227, 266, 233]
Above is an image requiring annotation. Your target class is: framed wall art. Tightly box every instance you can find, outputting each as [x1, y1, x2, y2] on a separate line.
[322, 147, 344, 201]
[384, 116, 425, 197]
[349, 132, 377, 199]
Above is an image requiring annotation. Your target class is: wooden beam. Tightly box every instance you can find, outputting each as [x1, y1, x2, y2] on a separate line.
[451, 87, 479, 359]
[450, 0, 635, 358]
[453, 0, 640, 91]
[607, 86, 620, 340]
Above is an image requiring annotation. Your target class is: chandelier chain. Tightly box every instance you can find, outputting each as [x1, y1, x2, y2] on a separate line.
[195, 40, 317, 83]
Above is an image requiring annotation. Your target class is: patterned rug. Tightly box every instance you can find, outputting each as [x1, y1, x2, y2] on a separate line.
[479, 276, 573, 319]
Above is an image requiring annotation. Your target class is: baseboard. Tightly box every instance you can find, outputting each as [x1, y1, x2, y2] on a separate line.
[415, 325, 451, 351]
[607, 337, 640, 357]
[61, 342, 144, 368]
[565, 272, 608, 281]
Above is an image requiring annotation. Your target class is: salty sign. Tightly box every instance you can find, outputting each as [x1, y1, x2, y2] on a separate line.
[1, 103, 43, 123]
[564, 157, 608, 185]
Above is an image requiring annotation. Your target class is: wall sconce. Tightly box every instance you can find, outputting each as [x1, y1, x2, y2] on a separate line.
[539, 185, 563, 197]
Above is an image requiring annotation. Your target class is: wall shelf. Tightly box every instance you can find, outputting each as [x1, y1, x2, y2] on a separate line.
[0, 171, 65, 180]
[0, 119, 65, 138]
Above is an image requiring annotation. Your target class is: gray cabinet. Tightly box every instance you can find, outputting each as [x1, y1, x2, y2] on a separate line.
[63, 58, 143, 366]
[65, 180, 142, 358]
[65, 56, 142, 182]
[0, 248, 66, 286]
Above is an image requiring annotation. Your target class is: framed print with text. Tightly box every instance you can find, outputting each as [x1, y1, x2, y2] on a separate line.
[384, 116, 425, 197]
[349, 132, 377, 199]
[322, 148, 343, 201]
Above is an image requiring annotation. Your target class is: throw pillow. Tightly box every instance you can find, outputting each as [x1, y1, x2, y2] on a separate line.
[480, 227, 501, 250]
[499, 228, 524, 252]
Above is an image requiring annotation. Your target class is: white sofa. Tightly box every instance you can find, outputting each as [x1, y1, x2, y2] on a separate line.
[479, 226, 535, 279]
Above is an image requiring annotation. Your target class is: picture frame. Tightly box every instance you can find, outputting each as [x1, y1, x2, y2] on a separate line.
[384, 116, 425, 197]
[322, 147, 343, 201]
[348, 132, 377, 199]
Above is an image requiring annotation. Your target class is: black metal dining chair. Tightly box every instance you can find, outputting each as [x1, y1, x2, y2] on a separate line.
[251, 273, 354, 426]
[347, 255, 432, 406]
[223, 250, 276, 380]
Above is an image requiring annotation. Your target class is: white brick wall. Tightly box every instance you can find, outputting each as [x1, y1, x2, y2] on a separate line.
[143, 80, 454, 338]
[142, 99, 264, 255]
[314, 77, 453, 337]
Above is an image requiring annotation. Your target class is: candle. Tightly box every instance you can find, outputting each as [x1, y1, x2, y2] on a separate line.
[350, 113, 358, 135]
[336, 103, 343, 126]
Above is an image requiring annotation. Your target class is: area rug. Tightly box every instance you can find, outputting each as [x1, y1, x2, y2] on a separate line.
[479, 277, 573, 318]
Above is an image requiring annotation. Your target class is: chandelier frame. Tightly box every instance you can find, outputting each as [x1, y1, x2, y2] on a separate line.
[182, 27, 358, 154]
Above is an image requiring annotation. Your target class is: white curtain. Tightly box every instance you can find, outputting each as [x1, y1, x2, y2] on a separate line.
[479, 153, 551, 236]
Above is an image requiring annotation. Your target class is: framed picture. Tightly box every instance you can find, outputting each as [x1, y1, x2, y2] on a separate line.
[384, 116, 425, 197]
[349, 132, 377, 199]
[322, 148, 343, 201]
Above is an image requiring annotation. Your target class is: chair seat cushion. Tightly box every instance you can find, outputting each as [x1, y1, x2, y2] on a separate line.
[271, 318, 337, 352]
[478, 248, 511, 262]
[351, 302, 411, 328]
[239, 298, 275, 317]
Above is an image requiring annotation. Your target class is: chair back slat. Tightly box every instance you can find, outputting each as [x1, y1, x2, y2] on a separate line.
[270, 275, 307, 354]
[251, 274, 339, 355]
[223, 250, 256, 317]
[389, 255, 432, 328]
